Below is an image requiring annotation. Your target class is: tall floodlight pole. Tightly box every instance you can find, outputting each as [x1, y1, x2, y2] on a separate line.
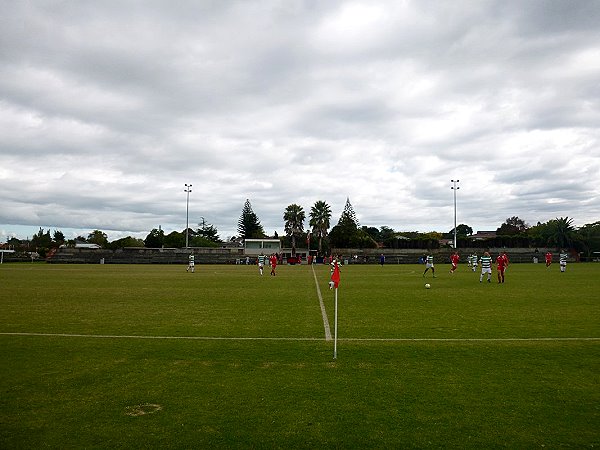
[451, 179, 460, 249]
[184, 184, 192, 248]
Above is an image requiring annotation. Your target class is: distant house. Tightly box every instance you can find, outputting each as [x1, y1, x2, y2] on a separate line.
[221, 238, 243, 249]
[471, 231, 497, 240]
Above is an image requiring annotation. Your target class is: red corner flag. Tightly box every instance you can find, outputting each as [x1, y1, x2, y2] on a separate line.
[331, 262, 340, 289]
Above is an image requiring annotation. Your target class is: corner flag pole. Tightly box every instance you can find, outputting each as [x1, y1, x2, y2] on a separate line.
[333, 286, 338, 360]
[330, 259, 341, 360]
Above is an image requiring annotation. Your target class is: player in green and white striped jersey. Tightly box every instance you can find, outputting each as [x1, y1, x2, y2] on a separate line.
[479, 251, 492, 283]
[423, 253, 436, 278]
[186, 253, 195, 273]
[257, 253, 266, 275]
[559, 250, 568, 272]
[470, 253, 478, 272]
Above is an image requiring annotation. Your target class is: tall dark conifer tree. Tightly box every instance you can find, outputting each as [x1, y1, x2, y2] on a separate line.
[237, 199, 265, 239]
[338, 197, 359, 228]
[329, 197, 360, 248]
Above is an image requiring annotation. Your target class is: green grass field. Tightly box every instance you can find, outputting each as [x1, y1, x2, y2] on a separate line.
[1, 262, 599, 448]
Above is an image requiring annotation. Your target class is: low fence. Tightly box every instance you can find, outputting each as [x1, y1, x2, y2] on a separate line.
[41, 246, 578, 264]
[48, 247, 244, 264]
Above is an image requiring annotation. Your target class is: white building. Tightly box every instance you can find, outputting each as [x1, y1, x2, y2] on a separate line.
[243, 239, 281, 256]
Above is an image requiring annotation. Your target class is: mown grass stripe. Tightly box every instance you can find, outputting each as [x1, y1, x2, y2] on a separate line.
[2, 332, 598, 342]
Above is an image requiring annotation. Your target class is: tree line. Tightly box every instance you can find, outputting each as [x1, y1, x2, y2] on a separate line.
[242, 199, 600, 258]
[4, 199, 600, 259]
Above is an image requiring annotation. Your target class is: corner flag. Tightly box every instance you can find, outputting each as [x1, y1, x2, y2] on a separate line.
[331, 262, 340, 289]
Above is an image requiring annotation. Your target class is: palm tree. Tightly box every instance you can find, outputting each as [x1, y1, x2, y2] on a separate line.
[309, 200, 332, 254]
[549, 216, 576, 249]
[283, 204, 305, 255]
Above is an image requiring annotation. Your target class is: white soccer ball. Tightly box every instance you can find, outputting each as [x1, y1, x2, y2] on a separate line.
[425, 283, 431, 289]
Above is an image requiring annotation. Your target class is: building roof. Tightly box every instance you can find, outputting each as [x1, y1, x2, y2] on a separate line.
[471, 231, 497, 240]
[74, 243, 102, 249]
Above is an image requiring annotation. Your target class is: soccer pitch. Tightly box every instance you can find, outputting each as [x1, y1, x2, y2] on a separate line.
[1, 262, 599, 448]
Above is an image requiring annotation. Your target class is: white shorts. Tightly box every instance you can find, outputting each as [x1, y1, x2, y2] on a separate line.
[481, 268, 492, 274]
[426, 263, 434, 269]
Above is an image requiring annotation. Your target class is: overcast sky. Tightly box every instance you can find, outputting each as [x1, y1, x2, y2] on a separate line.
[1, 0, 599, 242]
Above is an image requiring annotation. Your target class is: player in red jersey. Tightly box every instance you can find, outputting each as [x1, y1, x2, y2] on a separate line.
[545, 251, 552, 267]
[270, 253, 278, 276]
[496, 253, 508, 283]
[449, 251, 460, 274]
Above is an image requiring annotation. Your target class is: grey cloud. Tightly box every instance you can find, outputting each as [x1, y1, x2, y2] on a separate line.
[1, 0, 599, 241]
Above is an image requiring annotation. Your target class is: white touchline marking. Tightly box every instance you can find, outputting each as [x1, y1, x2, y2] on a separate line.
[311, 264, 332, 341]
[339, 337, 600, 342]
[1, 332, 598, 342]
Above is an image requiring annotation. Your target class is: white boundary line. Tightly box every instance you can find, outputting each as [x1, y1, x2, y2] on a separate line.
[311, 264, 332, 341]
[1, 332, 599, 342]
[339, 337, 600, 342]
